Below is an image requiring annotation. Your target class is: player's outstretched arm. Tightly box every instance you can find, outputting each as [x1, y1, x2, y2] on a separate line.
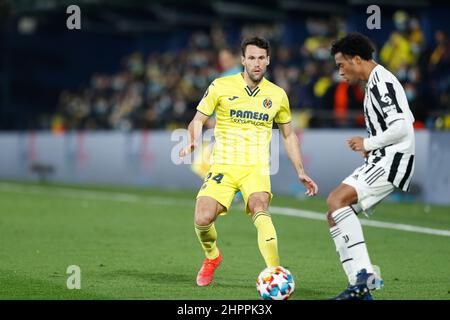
[278, 122, 318, 196]
[179, 111, 210, 159]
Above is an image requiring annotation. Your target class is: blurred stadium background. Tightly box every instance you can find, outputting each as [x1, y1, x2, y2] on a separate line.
[0, 0, 449, 300]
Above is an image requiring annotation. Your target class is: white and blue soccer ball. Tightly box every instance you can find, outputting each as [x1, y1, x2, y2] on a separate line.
[256, 266, 295, 300]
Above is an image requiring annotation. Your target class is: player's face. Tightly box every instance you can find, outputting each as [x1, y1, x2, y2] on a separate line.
[334, 52, 359, 84]
[242, 45, 270, 83]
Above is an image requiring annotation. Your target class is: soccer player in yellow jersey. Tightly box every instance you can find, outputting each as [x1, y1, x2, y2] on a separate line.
[180, 37, 318, 286]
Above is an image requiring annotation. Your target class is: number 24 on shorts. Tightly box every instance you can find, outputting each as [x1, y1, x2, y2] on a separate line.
[205, 172, 224, 184]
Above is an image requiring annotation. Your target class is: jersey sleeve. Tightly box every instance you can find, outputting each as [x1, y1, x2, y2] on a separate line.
[274, 90, 292, 124]
[370, 81, 405, 125]
[197, 81, 219, 116]
[363, 118, 407, 151]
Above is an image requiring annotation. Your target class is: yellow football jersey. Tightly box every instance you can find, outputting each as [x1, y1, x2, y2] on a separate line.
[197, 73, 291, 166]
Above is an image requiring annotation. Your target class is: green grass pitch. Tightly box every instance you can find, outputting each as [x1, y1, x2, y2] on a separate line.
[0, 181, 449, 300]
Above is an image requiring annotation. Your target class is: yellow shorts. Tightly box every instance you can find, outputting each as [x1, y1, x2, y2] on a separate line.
[196, 164, 272, 214]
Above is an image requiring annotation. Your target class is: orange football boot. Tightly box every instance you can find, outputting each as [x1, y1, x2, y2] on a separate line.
[196, 252, 222, 286]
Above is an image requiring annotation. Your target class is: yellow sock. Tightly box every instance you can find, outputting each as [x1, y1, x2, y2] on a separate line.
[195, 222, 220, 260]
[253, 211, 280, 267]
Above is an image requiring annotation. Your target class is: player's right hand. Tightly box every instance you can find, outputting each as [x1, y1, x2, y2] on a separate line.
[298, 174, 318, 197]
[179, 143, 196, 159]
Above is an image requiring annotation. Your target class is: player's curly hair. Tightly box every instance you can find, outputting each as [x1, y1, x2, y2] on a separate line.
[241, 37, 270, 57]
[330, 32, 374, 60]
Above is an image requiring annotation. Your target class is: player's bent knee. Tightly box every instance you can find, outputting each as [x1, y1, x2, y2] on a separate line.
[194, 213, 215, 227]
[327, 193, 345, 213]
[194, 198, 218, 226]
[248, 193, 270, 214]
[248, 199, 269, 214]
[326, 192, 335, 207]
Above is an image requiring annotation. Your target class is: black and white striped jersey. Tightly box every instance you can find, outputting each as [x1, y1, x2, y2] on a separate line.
[363, 64, 415, 192]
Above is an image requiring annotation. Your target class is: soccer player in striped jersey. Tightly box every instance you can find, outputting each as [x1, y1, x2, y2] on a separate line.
[180, 37, 318, 287]
[327, 33, 415, 300]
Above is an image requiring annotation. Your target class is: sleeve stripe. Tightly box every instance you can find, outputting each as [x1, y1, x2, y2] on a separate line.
[370, 85, 398, 125]
[366, 94, 378, 136]
[275, 121, 291, 125]
[371, 96, 388, 131]
[385, 82, 403, 113]
[197, 109, 212, 117]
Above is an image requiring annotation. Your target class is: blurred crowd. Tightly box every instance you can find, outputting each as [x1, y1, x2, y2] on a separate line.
[52, 11, 450, 132]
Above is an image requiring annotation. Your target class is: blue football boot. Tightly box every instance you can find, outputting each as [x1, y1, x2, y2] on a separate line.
[331, 269, 384, 300]
[331, 286, 374, 300]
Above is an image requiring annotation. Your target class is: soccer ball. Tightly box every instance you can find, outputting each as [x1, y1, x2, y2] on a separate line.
[256, 266, 295, 300]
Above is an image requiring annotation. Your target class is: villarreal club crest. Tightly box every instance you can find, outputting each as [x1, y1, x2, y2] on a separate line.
[262, 98, 272, 109]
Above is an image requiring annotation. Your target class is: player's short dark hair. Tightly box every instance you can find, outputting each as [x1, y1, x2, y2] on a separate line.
[330, 32, 374, 61]
[241, 37, 270, 57]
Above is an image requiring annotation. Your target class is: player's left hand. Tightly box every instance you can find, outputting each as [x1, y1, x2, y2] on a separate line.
[298, 174, 318, 197]
[347, 136, 366, 152]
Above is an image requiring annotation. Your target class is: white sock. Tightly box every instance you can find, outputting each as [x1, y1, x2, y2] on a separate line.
[330, 224, 356, 285]
[331, 206, 374, 275]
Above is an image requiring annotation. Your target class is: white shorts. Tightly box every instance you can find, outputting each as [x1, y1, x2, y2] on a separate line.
[342, 163, 395, 215]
